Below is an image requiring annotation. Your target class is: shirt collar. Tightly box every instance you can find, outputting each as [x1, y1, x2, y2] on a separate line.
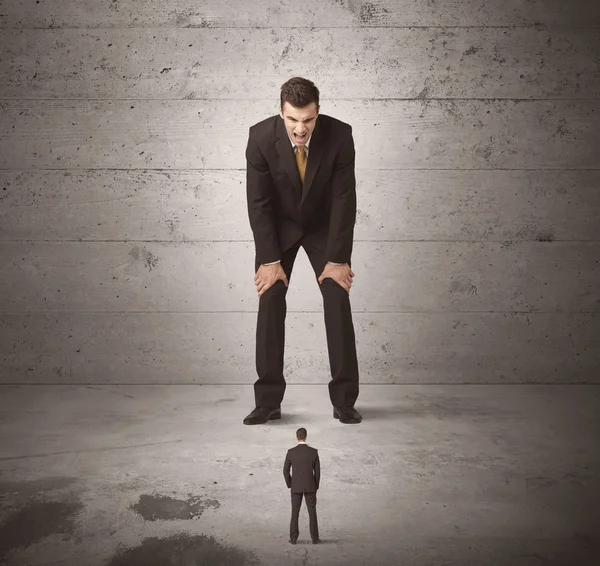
[297, 441, 307, 444]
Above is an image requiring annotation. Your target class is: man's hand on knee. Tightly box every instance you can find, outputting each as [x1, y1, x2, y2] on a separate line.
[317, 263, 355, 293]
[254, 263, 289, 297]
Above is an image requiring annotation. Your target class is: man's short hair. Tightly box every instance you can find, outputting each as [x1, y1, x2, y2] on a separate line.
[280, 77, 320, 111]
[296, 427, 307, 440]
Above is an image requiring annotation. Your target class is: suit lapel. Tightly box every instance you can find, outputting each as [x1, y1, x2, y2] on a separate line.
[274, 115, 325, 205]
[302, 116, 324, 205]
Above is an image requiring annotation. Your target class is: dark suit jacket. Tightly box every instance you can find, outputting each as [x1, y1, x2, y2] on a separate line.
[246, 113, 356, 266]
[283, 443, 320, 493]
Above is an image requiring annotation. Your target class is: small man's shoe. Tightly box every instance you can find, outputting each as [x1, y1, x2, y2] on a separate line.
[243, 406, 281, 425]
[289, 538, 297, 545]
[312, 538, 321, 544]
[333, 406, 362, 424]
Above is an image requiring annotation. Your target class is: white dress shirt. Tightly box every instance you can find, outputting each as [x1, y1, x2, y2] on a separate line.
[263, 132, 343, 267]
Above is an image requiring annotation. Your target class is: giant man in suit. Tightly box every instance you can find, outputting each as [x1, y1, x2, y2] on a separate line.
[243, 77, 362, 426]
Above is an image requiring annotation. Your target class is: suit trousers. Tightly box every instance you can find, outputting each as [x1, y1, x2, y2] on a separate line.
[253, 238, 360, 409]
[290, 491, 318, 541]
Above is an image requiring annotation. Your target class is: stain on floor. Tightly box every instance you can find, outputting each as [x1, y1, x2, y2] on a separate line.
[130, 493, 220, 521]
[0, 498, 83, 558]
[107, 533, 262, 566]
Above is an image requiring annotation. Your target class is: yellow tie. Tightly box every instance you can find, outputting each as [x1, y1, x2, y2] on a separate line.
[295, 145, 307, 183]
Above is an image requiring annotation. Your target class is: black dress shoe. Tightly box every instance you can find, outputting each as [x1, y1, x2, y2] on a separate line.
[289, 538, 297, 544]
[333, 406, 362, 424]
[243, 406, 281, 425]
[312, 538, 321, 544]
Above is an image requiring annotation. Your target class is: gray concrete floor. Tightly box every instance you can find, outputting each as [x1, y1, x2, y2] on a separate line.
[0, 384, 598, 566]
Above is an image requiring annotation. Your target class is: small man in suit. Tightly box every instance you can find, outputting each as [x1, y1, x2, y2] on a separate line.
[283, 427, 321, 544]
[243, 76, 362, 426]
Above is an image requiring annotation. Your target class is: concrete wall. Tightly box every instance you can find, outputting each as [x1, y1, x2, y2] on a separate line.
[0, 0, 599, 384]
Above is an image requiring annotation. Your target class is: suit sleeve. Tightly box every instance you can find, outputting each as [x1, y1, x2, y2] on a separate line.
[325, 126, 357, 264]
[314, 450, 320, 490]
[246, 127, 281, 265]
[283, 450, 292, 488]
